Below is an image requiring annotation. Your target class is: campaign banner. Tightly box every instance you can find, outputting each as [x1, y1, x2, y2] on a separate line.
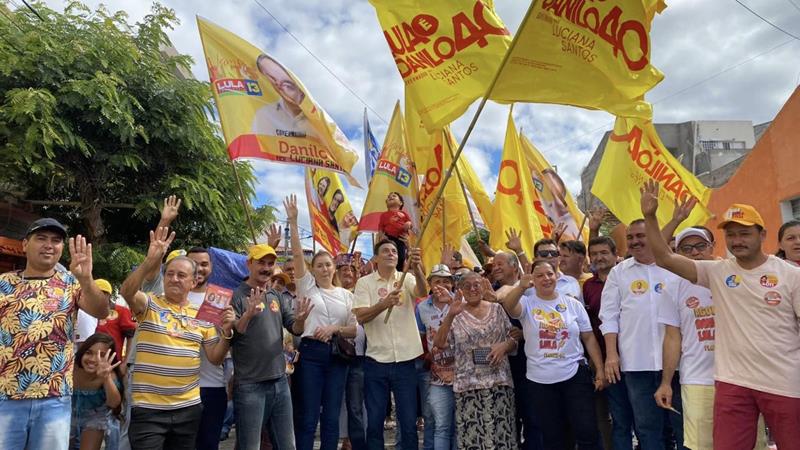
[195, 284, 233, 327]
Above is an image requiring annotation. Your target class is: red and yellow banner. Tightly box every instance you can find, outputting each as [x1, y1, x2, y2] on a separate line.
[359, 102, 420, 234]
[491, 0, 666, 119]
[305, 168, 359, 255]
[369, 0, 511, 132]
[489, 110, 543, 253]
[197, 17, 360, 186]
[591, 116, 713, 227]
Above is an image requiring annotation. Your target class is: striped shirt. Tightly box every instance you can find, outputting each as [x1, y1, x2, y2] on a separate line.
[131, 294, 219, 410]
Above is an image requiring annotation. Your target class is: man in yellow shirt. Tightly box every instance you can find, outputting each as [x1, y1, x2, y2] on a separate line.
[120, 227, 234, 450]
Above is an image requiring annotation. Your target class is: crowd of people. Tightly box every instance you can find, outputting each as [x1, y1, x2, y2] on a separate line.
[1, 186, 800, 450]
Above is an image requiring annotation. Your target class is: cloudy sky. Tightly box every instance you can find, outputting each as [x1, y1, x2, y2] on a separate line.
[40, 0, 800, 255]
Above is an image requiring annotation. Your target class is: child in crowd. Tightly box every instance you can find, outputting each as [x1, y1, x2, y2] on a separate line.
[70, 333, 123, 450]
[378, 192, 413, 271]
[284, 331, 299, 376]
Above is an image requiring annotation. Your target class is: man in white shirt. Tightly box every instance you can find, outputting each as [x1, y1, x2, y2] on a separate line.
[352, 240, 427, 450]
[251, 54, 318, 141]
[641, 180, 800, 450]
[599, 220, 684, 450]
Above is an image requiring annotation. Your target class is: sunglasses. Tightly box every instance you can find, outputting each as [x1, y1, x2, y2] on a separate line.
[536, 250, 560, 258]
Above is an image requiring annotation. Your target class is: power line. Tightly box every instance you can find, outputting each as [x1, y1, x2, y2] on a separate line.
[251, 0, 389, 125]
[734, 0, 800, 41]
[19, 0, 44, 22]
[788, 0, 800, 13]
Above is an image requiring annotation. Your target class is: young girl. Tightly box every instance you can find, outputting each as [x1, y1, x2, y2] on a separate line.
[70, 333, 123, 450]
[378, 192, 413, 271]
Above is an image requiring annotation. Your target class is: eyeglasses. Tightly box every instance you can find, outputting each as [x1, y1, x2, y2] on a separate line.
[678, 242, 710, 254]
[536, 250, 560, 258]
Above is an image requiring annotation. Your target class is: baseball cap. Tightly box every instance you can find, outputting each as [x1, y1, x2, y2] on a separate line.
[717, 204, 765, 229]
[94, 279, 113, 294]
[428, 264, 453, 279]
[675, 227, 712, 246]
[165, 249, 186, 263]
[248, 244, 277, 261]
[271, 272, 290, 285]
[25, 218, 67, 239]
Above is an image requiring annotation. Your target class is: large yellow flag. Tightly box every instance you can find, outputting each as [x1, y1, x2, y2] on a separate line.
[369, 0, 511, 132]
[445, 131, 494, 228]
[489, 111, 543, 254]
[305, 168, 359, 255]
[519, 134, 587, 241]
[197, 17, 361, 186]
[591, 116, 713, 228]
[358, 102, 420, 233]
[491, 0, 667, 119]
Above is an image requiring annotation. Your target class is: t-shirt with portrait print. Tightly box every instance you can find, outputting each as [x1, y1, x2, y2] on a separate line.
[0, 270, 81, 400]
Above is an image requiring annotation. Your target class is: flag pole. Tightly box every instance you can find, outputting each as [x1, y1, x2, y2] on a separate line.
[443, 132, 481, 240]
[229, 159, 259, 245]
[384, 2, 535, 323]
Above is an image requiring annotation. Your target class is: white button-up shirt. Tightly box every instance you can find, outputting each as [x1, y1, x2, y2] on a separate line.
[599, 257, 677, 372]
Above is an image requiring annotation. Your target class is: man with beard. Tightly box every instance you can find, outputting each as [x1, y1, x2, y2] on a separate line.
[230, 244, 313, 450]
[641, 180, 800, 449]
[584, 236, 630, 450]
[184, 247, 230, 450]
[599, 219, 684, 450]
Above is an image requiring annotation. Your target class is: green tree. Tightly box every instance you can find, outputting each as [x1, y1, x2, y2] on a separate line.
[465, 228, 490, 265]
[0, 1, 274, 253]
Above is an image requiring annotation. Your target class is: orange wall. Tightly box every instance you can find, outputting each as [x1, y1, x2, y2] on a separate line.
[705, 87, 800, 255]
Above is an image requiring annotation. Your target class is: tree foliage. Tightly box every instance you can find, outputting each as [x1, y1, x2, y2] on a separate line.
[0, 1, 274, 252]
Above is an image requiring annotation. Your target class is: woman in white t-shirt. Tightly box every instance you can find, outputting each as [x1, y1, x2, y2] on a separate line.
[501, 260, 605, 450]
[285, 195, 357, 450]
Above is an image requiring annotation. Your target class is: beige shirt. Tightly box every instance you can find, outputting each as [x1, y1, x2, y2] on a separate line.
[353, 270, 422, 363]
[696, 256, 800, 398]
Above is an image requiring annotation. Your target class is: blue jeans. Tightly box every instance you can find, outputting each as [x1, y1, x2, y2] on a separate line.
[363, 358, 418, 450]
[106, 416, 121, 450]
[198, 387, 227, 450]
[346, 357, 367, 450]
[624, 371, 685, 450]
[0, 396, 71, 450]
[606, 374, 635, 450]
[220, 400, 235, 437]
[427, 385, 455, 450]
[400, 363, 433, 450]
[295, 338, 349, 450]
[234, 376, 295, 450]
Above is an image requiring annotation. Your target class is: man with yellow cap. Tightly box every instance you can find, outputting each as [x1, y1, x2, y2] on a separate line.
[229, 243, 313, 450]
[641, 180, 800, 450]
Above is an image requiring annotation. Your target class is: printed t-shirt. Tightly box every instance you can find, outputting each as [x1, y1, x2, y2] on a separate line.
[657, 278, 715, 385]
[379, 210, 411, 238]
[96, 303, 137, 361]
[515, 292, 592, 384]
[416, 296, 455, 385]
[0, 270, 81, 399]
[695, 256, 800, 398]
[131, 294, 218, 410]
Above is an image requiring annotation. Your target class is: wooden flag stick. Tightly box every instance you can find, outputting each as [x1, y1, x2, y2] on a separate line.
[229, 159, 259, 245]
[384, 3, 535, 323]
[444, 132, 481, 240]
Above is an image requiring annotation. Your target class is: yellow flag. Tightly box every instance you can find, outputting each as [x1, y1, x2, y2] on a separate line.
[446, 131, 494, 228]
[591, 116, 713, 228]
[491, 0, 666, 119]
[489, 111, 543, 254]
[197, 17, 361, 186]
[358, 102, 420, 233]
[305, 168, 359, 255]
[519, 134, 587, 241]
[369, 0, 511, 131]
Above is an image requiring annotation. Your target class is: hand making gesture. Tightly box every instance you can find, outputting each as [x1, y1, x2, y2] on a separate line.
[446, 290, 465, 318]
[640, 179, 661, 217]
[146, 226, 176, 263]
[161, 195, 182, 224]
[284, 194, 299, 223]
[92, 349, 121, 380]
[68, 235, 94, 281]
[504, 228, 524, 255]
[266, 223, 283, 249]
[294, 297, 315, 322]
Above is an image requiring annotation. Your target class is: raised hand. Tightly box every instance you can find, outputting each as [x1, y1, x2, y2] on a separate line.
[640, 179, 660, 217]
[432, 285, 454, 303]
[95, 349, 120, 379]
[446, 290, 465, 317]
[672, 195, 698, 224]
[161, 195, 182, 224]
[588, 207, 606, 232]
[551, 222, 567, 243]
[481, 278, 497, 302]
[504, 228, 523, 254]
[284, 195, 299, 222]
[146, 226, 176, 262]
[266, 223, 282, 249]
[519, 273, 534, 290]
[440, 243, 455, 266]
[244, 287, 265, 318]
[407, 247, 422, 271]
[294, 297, 315, 322]
[68, 235, 93, 281]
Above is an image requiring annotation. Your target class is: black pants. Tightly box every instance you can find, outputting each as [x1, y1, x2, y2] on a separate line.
[385, 234, 407, 271]
[197, 387, 228, 450]
[129, 404, 203, 450]
[526, 364, 602, 450]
